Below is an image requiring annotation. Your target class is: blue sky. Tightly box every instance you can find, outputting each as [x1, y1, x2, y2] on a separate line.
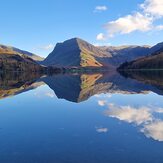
[1, 0, 163, 57]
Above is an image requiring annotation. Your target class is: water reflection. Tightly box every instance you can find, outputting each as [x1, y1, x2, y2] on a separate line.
[119, 70, 163, 91]
[0, 72, 44, 99]
[37, 71, 163, 102]
[0, 71, 163, 102]
[0, 71, 163, 162]
[0, 72, 163, 102]
[102, 103, 163, 141]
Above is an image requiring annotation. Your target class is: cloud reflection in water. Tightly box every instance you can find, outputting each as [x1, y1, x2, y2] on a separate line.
[100, 102, 163, 142]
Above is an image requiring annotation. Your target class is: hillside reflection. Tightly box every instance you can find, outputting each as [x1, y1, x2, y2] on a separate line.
[0, 71, 163, 143]
[0, 72, 44, 99]
[0, 71, 163, 102]
[42, 71, 163, 102]
[119, 70, 163, 90]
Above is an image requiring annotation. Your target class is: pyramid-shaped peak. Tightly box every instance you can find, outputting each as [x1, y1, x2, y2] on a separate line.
[60, 37, 88, 44]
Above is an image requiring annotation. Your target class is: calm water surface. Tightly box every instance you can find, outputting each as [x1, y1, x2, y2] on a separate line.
[0, 71, 163, 163]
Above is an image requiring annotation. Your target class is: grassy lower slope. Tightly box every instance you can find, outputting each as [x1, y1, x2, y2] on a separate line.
[80, 52, 103, 67]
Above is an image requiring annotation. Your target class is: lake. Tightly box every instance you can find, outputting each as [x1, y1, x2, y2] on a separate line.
[0, 71, 163, 163]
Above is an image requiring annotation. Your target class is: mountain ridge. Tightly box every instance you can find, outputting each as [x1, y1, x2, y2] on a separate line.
[1, 38, 163, 70]
[118, 45, 163, 70]
[43, 37, 162, 68]
[0, 44, 44, 62]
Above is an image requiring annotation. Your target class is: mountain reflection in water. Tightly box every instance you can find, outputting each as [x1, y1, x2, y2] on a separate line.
[0, 70, 163, 102]
[0, 70, 163, 163]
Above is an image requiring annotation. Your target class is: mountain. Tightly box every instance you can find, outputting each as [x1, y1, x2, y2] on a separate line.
[0, 44, 45, 72]
[118, 44, 163, 70]
[149, 42, 163, 54]
[99, 45, 150, 66]
[42, 38, 151, 68]
[43, 38, 113, 68]
[0, 53, 45, 72]
[2, 38, 162, 70]
[0, 44, 44, 61]
[99, 45, 150, 57]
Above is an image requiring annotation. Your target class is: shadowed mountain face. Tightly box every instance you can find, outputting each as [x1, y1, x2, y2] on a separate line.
[0, 71, 163, 103]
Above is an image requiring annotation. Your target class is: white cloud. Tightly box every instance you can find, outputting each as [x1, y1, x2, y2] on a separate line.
[140, 0, 163, 17]
[96, 33, 106, 41]
[105, 104, 152, 125]
[104, 12, 152, 37]
[93, 42, 111, 47]
[106, 94, 112, 98]
[94, 95, 101, 97]
[94, 6, 108, 12]
[45, 92, 56, 98]
[94, 94, 112, 98]
[103, 102, 163, 141]
[97, 0, 163, 39]
[155, 107, 163, 113]
[155, 25, 163, 31]
[98, 100, 107, 106]
[96, 127, 108, 133]
[141, 121, 163, 141]
[41, 44, 54, 50]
